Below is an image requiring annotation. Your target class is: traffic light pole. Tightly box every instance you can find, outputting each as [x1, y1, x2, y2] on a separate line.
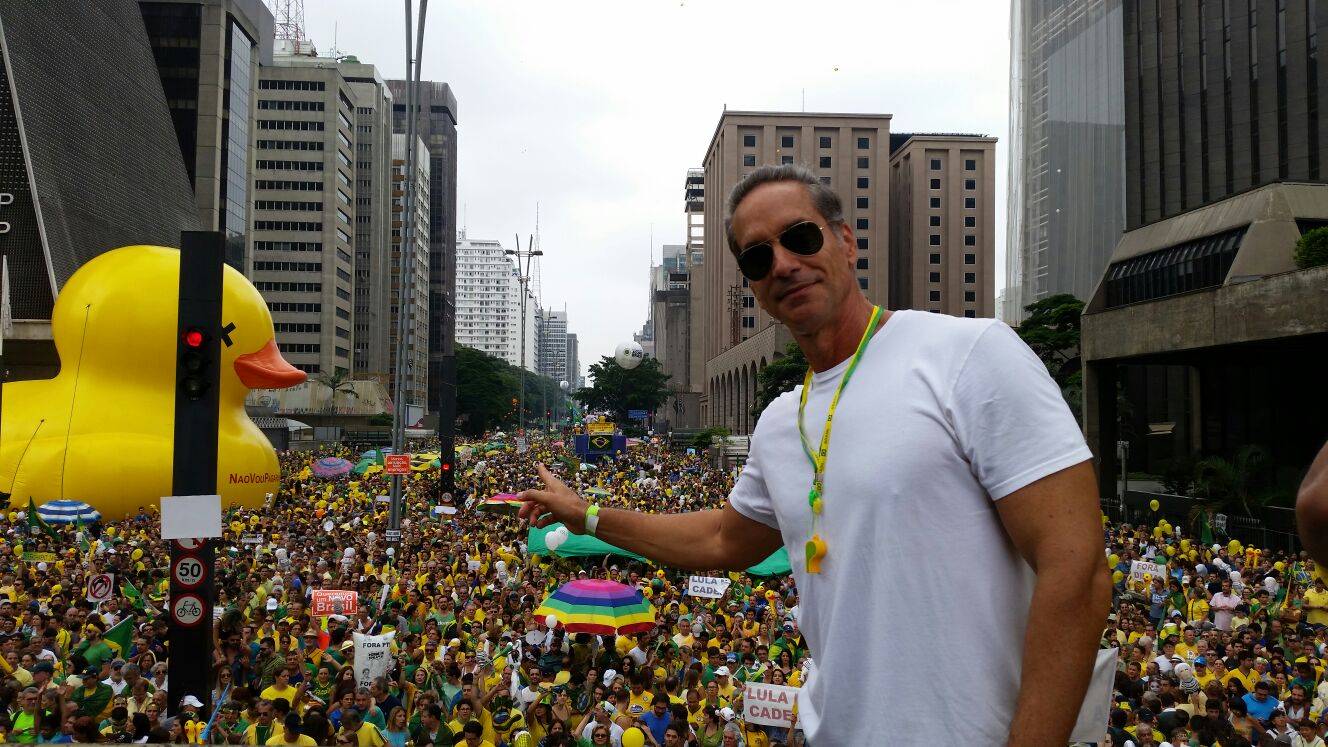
[169, 231, 222, 717]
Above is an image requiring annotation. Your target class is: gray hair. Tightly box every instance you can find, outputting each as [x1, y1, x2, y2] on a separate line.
[723, 721, 743, 736]
[724, 164, 845, 254]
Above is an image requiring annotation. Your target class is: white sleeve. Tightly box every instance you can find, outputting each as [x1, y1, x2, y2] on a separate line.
[945, 321, 1093, 500]
[725, 411, 780, 530]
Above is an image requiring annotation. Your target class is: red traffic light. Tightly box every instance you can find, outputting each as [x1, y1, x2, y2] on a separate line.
[184, 329, 205, 348]
[441, 462, 452, 471]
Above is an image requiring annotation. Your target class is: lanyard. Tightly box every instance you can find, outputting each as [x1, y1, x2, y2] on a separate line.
[796, 305, 882, 574]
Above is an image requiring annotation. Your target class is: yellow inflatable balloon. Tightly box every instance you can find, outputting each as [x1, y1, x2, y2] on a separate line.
[1180, 539, 1190, 552]
[621, 728, 646, 747]
[131, 548, 143, 561]
[1165, 545, 1175, 557]
[1108, 554, 1120, 567]
[1274, 561, 1285, 571]
[1150, 499, 1160, 511]
[0, 246, 306, 519]
[1112, 570, 1124, 583]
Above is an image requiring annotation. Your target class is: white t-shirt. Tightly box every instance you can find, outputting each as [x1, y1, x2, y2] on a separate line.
[728, 311, 1093, 744]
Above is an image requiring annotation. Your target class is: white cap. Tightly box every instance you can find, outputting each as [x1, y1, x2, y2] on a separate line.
[719, 707, 735, 722]
[602, 669, 617, 687]
[715, 666, 730, 677]
[266, 598, 279, 610]
[36, 562, 47, 572]
[181, 695, 204, 708]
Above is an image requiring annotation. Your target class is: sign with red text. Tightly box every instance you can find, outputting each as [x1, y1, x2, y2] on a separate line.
[742, 682, 798, 727]
[312, 590, 358, 617]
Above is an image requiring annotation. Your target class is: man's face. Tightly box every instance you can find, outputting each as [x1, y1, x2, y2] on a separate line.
[356, 692, 372, 711]
[1254, 688, 1269, 702]
[730, 181, 858, 335]
[255, 704, 272, 724]
[456, 703, 472, 721]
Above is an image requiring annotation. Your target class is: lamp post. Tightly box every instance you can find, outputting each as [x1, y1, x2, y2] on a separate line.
[506, 238, 542, 433]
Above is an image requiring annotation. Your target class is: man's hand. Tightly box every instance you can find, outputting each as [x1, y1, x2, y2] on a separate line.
[517, 465, 591, 532]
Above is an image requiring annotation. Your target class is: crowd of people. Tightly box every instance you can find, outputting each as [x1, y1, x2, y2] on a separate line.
[0, 431, 1323, 746]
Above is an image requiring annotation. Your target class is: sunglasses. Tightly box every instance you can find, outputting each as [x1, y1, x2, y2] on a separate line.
[735, 221, 829, 281]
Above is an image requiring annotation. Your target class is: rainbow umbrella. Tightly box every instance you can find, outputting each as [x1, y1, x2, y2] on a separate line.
[311, 457, 354, 478]
[535, 579, 656, 635]
[476, 493, 523, 515]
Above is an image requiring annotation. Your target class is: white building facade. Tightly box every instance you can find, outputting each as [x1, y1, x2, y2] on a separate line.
[455, 234, 526, 367]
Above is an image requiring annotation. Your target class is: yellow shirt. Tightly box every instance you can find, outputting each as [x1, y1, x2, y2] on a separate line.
[1303, 588, 1328, 626]
[627, 691, 653, 717]
[1175, 642, 1199, 661]
[260, 684, 303, 715]
[265, 734, 317, 746]
[341, 723, 385, 747]
[1223, 668, 1260, 694]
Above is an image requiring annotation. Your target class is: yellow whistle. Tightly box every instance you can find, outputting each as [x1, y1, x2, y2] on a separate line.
[805, 535, 827, 574]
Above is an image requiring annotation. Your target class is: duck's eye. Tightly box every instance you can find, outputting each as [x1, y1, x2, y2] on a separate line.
[221, 322, 236, 347]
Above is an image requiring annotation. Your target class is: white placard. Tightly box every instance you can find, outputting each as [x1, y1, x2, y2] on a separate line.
[160, 495, 223, 539]
[1129, 560, 1166, 585]
[353, 631, 396, 690]
[742, 682, 798, 727]
[687, 575, 731, 599]
[87, 573, 114, 603]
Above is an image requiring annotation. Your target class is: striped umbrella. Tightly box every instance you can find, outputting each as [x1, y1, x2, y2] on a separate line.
[312, 457, 354, 478]
[36, 500, 101, 525]
[535, 579, 656, 635]
[476, 493, 523, 515]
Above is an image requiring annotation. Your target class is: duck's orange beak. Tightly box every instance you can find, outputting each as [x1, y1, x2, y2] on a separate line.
[234, 338, 307, 389]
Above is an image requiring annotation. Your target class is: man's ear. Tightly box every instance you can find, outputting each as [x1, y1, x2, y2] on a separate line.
[834, 222, 856, 263]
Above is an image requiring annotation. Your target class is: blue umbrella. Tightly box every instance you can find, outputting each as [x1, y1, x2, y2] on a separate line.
[36, 500, 101, 525]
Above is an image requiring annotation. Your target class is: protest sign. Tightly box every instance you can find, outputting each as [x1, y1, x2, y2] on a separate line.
[687, 575, 731, 599]
[353, 631, 395, 690]
[311, 590, 358, 617]
[742, 682, 798, 727]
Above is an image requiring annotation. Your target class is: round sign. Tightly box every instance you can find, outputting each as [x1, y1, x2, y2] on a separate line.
[87, 574, 113, 602]
[172, 556, 206, 589]
[171, 593, 206, 627]
[173, 538, 206, 552]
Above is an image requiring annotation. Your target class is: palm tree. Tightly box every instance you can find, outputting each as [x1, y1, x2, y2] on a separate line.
[316, 368, 358, 414]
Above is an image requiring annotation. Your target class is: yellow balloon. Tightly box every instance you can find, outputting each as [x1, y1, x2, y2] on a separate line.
[1274, 561, 1285, 571]
[0, 246, 306, 519]
[1153, 527, 1164, 538]
[622, 728, 646, 747]
[106, 527, 116, 537]
[1108, 554, 1120, 567]
[1112, 570, 1124, 583]
[1150, 499, 1160, 511]
[1180, 539, 1190, 552]
[1165, 545, 1175, 556]
[131, 548, 143, 561]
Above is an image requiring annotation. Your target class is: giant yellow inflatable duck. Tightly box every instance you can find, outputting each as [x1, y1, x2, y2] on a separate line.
[0, 245, 306, 519]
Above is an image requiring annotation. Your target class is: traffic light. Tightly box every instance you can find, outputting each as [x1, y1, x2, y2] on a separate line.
[439, 460, 454, 494]
[178, 327, 213, 400]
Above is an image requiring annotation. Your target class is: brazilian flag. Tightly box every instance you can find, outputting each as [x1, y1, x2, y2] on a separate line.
[26, 498, 60, 542]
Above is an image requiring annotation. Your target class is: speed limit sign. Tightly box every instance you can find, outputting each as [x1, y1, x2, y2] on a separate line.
[173, 556, 205, 589]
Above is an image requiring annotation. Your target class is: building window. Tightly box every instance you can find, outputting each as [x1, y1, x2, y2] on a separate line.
[932, 179, 944, 190]
[781, 136, 794, 147]
[964, 178, 977, 190]
[819, 136, 831, 148]
[964, 310, 976, 318]
[856, 237, 868, 250]
[965, 159, 977, 171]
[964, 253, 976, 264]
[964, 272, 975, 283]
[929, 290, 941, 302]
[743, 154, 756, 167]
[964, 290, 976, 302]
[930, 158, 941, 170]
[929, 272, 941, 283]
[856, 157, 869, 168]
[858, 277, 868, 289]
[929, 253, 941, 265]
[856, 177, 869, 189]
[856, 257, 869, 269]
[856, 197, 868, 209]
[930, 197, 941, 209]
[741, 316, 755, 328]
[929, 215, 941, 227]
[819, 156, 832, 168]
[819, 176, 831, 185]
[929, 234, 941, 246]
[964, 235, 977, 246]
[742, 295, 755, 308]
[857, 137, 870, 149]
[855, 218, 869, 230]
[743, 134, 756, 147]
[781, 155, 794, 165]
[965, 216, 976, 228]
[964, 197, 976, 209]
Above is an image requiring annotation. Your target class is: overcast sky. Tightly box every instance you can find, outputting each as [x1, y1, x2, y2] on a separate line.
[305, 0, 1012, 382]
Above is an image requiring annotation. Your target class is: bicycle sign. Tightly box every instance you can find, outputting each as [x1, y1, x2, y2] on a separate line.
[172, 593, 205, 627]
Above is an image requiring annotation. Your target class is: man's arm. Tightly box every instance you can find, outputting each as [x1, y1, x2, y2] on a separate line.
[1297, 440, 1328, 566]
[996, 460, 1113, 747]
[517, 465, 783, 571]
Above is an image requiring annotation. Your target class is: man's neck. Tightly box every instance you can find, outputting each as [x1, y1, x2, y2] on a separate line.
[793, 298, 884, 373]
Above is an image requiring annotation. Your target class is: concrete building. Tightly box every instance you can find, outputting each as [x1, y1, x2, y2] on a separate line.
[694, 112, 998, 434]
[343, 62, 395, 387]
[389, 133, 431, 415]
[388, 80, 458, 425]
[1005, 0, 1126, 322]
[684, 169, 706, 398]
[565, 332, 580, 389]
[454, 234, 524, 366]
[888, 133, 998, 317]
[651, 244, 701, 431]
[247, 52, 358, 376]
[1081, 3, 1328, 498]
[538, 310, 568, 382]
[139, 0, 274, 268]
[1, 0, 205, 378]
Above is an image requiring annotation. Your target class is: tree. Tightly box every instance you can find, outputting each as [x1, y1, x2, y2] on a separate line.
[1015, 294, 1085, 419]
[574, 356, 670, 428]
[455, 346, 518, 437]
[751, 342, 808, 422]
[316, 368, 358, 414]
[1294, 226, 1328, 269]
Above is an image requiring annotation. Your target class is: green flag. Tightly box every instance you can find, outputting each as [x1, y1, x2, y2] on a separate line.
[122, 580, 144, 610]
[26, 498, 60, 543]
[75, 515, 91, 556]
[102, 617, 133, 659]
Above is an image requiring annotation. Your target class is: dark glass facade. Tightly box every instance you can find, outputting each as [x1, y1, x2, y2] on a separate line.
[220, 18, 253, 269]
[140, 2, 202, 184]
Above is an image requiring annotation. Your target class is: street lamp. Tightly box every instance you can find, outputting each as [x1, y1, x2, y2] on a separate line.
[506, 239, 542, 433]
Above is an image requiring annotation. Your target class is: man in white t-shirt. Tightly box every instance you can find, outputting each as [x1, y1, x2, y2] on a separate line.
[516, 164, 1111, 745]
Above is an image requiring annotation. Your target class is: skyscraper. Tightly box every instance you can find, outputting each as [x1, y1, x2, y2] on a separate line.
[1005, 0, 1126, 321]
[454, 234, 524, 367]
[390, 133, 431, 416]
[538, 310, 568, 383]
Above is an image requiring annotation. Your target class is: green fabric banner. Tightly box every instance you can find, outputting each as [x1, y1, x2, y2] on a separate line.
[527, 525, 790, 576]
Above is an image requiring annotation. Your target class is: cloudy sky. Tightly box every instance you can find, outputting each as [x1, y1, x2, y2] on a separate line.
[305, 0, 1012, 382]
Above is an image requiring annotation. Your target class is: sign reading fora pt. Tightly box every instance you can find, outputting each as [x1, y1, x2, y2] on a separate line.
[384, 454, 412, 475]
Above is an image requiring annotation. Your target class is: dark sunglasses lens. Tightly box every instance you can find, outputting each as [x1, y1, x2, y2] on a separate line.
[738, 245, 774, 281]
[781, 222, 824, 255]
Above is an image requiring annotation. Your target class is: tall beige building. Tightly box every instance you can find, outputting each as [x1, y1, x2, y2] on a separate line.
[389, 134, 432, 417]
[888, 134, 997, 317]
[692, 111, 997, 433]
